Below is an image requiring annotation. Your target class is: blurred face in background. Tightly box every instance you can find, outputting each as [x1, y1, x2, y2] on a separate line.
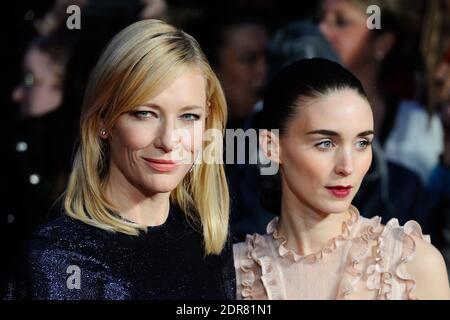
[139, 0, 168, 21]
[318, 0, 373, 72]
[12, 48, 63, 118]
[216, 23, 268, 121]
[278, 89, 374, 215]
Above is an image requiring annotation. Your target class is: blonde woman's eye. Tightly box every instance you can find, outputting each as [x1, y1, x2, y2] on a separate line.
[181, 113, 200, 121]
[315, 140, 335, 150]
[130, 110, 156, 119]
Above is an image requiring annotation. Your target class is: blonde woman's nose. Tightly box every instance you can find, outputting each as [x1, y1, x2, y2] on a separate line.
[154, 120, 182, 152]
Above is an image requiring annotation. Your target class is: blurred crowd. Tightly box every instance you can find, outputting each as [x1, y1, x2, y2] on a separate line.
[1, 0, 450, 293]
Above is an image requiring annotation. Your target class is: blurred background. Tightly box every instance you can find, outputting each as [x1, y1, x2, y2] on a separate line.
[1, 0, 450, 293]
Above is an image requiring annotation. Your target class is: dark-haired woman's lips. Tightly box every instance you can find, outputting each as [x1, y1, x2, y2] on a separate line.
[325, 185, 353, 198]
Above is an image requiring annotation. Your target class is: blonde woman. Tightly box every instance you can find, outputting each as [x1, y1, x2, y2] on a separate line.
[6, 20, 234, 300]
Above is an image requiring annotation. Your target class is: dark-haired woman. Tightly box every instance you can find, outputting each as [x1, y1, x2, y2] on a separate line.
[233, 58, 450, 300]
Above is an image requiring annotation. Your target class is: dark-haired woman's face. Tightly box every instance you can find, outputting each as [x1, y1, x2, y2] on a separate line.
[279, 89, 373, 215]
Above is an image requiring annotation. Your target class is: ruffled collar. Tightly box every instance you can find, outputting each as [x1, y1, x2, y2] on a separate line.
[266, 205, 360, 264]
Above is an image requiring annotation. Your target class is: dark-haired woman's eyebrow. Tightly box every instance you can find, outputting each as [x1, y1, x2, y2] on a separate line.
[357, 130, 374, 137]
[305, 130, 375, 138]
[305, 130, 339, 136]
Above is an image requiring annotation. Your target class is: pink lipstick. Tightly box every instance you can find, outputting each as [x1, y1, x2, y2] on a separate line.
[142, 157, 179, 172]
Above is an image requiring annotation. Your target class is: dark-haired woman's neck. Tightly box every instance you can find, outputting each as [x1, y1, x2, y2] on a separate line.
[277, 184, 351, 257]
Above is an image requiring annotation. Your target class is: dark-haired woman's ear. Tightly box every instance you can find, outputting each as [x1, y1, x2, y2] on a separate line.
[259, 129, 281, 164]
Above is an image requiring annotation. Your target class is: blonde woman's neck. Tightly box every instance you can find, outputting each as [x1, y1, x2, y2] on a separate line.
[104, 164, 171, 227]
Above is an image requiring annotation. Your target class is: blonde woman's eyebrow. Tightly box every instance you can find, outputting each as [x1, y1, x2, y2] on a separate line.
[139, 104, 204, 111]
[178, 105, 205, 112]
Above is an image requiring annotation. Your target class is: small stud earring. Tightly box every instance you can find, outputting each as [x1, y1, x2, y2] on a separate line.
[101, 129, 107, 137]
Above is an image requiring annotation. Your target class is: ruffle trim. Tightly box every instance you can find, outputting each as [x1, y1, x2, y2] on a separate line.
[240, 206, 361, 300]
[267, 205, 360, 263]
[337, 215, 384, 299]
[370, 219, 429, 300]
[239, 208, 429, 300]
[240, 233, 285, 299]
[339, 217, 430, 300]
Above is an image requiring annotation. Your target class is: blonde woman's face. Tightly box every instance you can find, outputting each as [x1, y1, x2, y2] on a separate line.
[106, 68, 207, 195]
[279, 89, 374, 214]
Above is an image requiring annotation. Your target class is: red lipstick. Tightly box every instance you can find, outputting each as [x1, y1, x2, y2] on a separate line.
[325, 186, 353, 198]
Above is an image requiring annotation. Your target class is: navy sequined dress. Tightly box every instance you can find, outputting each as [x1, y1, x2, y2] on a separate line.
[4, 204, 236, 300]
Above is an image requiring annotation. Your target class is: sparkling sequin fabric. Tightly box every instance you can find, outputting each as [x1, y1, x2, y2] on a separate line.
[4, 204, 236, 300]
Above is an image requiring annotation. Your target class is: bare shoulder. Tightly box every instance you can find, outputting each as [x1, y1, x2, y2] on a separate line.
[404, 235, 450, 300]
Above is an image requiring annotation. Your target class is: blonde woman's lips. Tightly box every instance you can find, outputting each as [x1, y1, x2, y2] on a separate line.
[142, 157, 180, 172]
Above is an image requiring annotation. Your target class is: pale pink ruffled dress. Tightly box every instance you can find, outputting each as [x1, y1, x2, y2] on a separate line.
[233, 205, 430, 300]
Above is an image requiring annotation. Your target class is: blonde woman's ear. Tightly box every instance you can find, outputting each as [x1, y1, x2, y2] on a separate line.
[259, 129, 281, 164]
[99, 120, 110, 139]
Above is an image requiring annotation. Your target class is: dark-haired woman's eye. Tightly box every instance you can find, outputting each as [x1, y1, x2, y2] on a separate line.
[315, 140, 335, 151]
[356, 139, 372, 150]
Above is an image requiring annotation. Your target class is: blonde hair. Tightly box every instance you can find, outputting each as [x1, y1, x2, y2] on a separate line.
[64, 19, 229, 255]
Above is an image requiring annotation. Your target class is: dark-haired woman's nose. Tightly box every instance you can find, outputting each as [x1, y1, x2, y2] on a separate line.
[334, 149, 353, 176]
